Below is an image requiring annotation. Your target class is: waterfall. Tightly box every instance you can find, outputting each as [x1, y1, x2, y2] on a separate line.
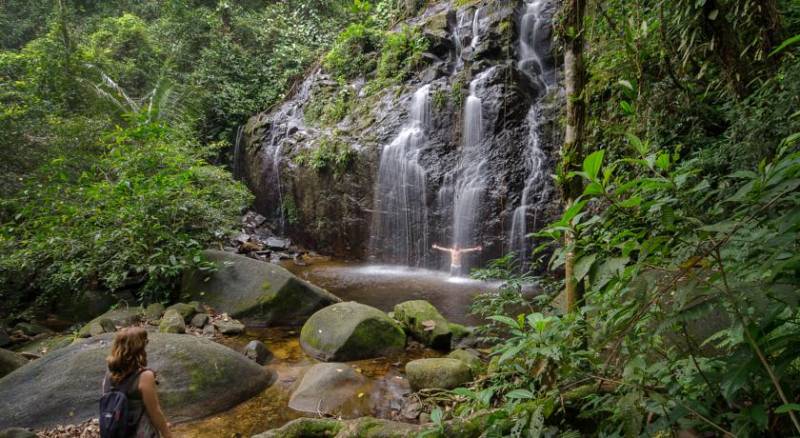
[370, 85, 433, 266]
[470, 7, 483, 50]
[451, 9, 468, 72]
[232, 124, 244, 180]
[510, 0, 556, 265]
[518, 0, 556, 90]
[451, 70, 492, 257]
[259, 71, 320, 235]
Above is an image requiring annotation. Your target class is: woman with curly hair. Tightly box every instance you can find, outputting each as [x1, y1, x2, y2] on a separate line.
[103, 327, 172, 438]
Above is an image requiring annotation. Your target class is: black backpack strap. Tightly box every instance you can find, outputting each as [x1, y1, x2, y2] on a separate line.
[113, 369, 145, 394]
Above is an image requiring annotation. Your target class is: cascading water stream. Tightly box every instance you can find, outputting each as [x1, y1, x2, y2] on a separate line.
[370, 85, 432, 266]
[470, 7, 483, 50]
[451, 69, 493, 261]
[232, 124, 244, 180]
[261, 71, 319, 235]
[510, 0, 556, 265]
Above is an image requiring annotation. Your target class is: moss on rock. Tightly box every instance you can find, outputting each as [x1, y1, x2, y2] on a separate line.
[300, 302, 406, 361]
[393, 300, 452, 350]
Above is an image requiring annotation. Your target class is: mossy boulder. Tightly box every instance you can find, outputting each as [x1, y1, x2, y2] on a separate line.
[182, 250, 340, 325]
[13, 323, 49, 337]
[144, 303, 165, 323]
[76, 307, 142, 338]
[79, 318, 115, 338]
[0, 349, 27, 378]
[393, 300, 452, 350]
[253, 416, 419, 438]
[405, 358, 472, 390]
[300, 302, 406, 361]
[289, 363, 370, 416]
[159, 310, 186, 334]
[447, 349, 483, 374]
[0, 333, 272, 430]
[165, 302, 197, 322]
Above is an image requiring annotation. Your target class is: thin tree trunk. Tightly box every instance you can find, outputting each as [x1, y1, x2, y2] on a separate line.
[560, 0, 587, 313]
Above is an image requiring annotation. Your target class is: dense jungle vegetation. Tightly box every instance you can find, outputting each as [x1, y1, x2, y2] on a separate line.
[0, 0, 359, 308]
[2, 0, 800, 436]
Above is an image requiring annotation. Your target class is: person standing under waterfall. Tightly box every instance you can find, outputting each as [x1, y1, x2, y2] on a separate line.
[432, 244, 482, 276]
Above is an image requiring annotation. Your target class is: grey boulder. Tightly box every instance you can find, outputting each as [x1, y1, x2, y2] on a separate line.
[182, 250, 340, 325]
[288, 363, 369, 416]
[158, 309, 186, 334]
[405, 358, 472, 391]
[0, 333, 272, 430]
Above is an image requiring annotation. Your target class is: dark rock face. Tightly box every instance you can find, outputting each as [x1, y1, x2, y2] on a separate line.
[0, 334, 272, 430]
[241, 0, 562, 269]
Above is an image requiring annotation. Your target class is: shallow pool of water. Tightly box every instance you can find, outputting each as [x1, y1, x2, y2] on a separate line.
[283, 261, 502, 325]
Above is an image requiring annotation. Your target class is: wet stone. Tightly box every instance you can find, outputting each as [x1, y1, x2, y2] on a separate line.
[243, 340, 272, 365]
[190, 313, 209, 329]
[214, 319, 245, 335]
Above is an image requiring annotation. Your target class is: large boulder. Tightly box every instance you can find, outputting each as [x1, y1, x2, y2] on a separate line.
[392, 300, 452, 350]
[0, 349, 27, 378]
[0, 333, 272, 430]
[289, 363, 370, 416]
[405, 358, 472, 391]
[300, 302, 406, 361]
[182, 250, 340, 325]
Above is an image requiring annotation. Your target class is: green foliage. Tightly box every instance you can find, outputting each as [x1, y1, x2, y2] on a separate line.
[375, 25, 428, 82]
[0, 119, 251, 309]
[305, 87, 354, 126]
[281, 197, 300, 226]
[446, 2, 800, 436]
[432, 88, 447, 111]
[294, 136, 357, 176]
[323, 22, 383, 80]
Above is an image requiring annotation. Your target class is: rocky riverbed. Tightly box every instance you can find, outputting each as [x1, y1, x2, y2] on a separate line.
[0, 251, 499, 438]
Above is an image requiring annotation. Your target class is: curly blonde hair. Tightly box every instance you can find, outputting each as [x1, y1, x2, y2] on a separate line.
[106, 326, 148, 384]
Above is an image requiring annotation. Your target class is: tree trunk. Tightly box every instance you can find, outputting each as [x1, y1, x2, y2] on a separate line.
[560, 0, 587, 313]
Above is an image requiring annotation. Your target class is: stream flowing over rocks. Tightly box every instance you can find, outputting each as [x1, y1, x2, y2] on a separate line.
[240, 0, 562, 272]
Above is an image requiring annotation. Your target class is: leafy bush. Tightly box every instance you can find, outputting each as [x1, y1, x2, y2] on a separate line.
[376, 24, 428, 81]
[293, 136, 357, 176]
[323, 22, 383, 80]
[0, 119, 251, 310]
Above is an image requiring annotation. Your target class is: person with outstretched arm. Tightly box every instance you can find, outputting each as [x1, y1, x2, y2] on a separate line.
[432, 243, 482, 276]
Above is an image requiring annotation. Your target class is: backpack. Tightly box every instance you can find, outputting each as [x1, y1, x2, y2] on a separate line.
[99, 370, 144, 438]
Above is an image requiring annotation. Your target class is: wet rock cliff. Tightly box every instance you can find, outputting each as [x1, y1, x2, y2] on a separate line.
[240, 0, 563, 271]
